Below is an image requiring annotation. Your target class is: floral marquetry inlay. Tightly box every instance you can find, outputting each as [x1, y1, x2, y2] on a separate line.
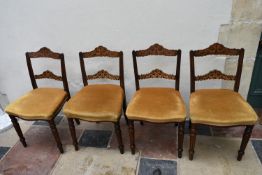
[27, 47, 61, 59]
[135, 44, 179, 57]
[87, 70, 120, 80]
[139, 69, 176, 80]
[195, 69, 235, 81]
[192, 43, 241, 56]
[82, 46, 120, 58]
[34, 70, 63, 81]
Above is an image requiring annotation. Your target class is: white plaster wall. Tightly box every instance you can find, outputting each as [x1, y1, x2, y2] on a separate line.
[0, 0, 232, 105]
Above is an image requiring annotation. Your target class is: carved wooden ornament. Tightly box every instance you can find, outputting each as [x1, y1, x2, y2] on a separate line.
[135, 43, 179, 57]
[27, 47, 61, 59]
[195, 69, 235, 81]
[87, 69, 120, 80]
[82, 46, 120, 58]
[34, 70, 63, 81]
[139, 68, 176, 80]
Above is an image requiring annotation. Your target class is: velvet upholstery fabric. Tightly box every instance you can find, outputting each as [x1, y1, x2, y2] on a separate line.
[126, 88, 186, 123]
[63, 84, 124, 122]
[190, 89, 258, 126]
[5, 88, 67, 120]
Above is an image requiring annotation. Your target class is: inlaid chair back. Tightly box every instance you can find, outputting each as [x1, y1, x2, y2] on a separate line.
[190, 43, 245, 93]
[79, 46, 125, 90]
[132, 43, 182, 91]
[26, 47, 70, 95]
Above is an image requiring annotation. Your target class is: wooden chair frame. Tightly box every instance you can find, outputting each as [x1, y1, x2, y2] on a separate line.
[8, 47, 79, 153]
[128, 43, 185, 158]
[188, 43, 251, 161]
[67, 46, 126, 154]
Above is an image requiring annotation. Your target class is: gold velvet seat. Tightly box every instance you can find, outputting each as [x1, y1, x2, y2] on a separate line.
[64, 46, 126, 154]
[126, 88, 186, 123]
[190, 89, 257, 126]
[64, 84, 124, 122]
[127, 44, 186, 158]
[188, 43, 258, 161]
[6, 88, 67, 120]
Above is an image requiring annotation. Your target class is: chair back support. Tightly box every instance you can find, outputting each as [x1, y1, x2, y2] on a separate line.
[79, 46, 125, 90]
[132, 43, 181, 90]
[26, 47, 70, 95]
[190, 43, 244, 93]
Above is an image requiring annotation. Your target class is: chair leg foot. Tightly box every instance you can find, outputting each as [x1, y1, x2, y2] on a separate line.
[68, 118, 79, 151]
[114, 121, 124, 154]
[9, 116, 27, 147]
[48, 119, 64, 153]
[189, 124, 196, 160]
[178, 121, 185, 158]
[128, 120, 136, 154]
[237, 125, 254, 161]
[74, 119, 80, 125]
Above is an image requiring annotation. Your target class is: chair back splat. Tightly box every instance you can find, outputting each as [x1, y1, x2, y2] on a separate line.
[132, 43, 181, 91]
[189, 43, 244, 93]
[79, 46, 125, 91]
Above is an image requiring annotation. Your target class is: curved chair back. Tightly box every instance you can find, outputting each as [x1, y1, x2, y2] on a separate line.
[79, 46, 125, 90]
[189, 43, 244, 93]
[132, 43, 182, 91]
[26, 47, 70, 95]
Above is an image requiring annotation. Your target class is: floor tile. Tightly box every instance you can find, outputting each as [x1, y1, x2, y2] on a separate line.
[33, 115, 63, 126]
[184, 121, 212, 136]
[178, 135, 262, 175]
[50, 145, 139, 175]
[0, 147, 10, 160]
[0, 126, 61, 175]
[212, 124, 262, 139]
[110, 122, 177, 159]
[0, 121, 32, 147]
[251, 140, 262, 164]
[212, 126, 245, 137]
[79, 130, 112, 148]
[57, 127, 83, 145]
[138, 158, 177, 175]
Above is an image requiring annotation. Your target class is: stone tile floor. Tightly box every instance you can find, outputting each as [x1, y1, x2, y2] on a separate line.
[0, 116, 261, 175]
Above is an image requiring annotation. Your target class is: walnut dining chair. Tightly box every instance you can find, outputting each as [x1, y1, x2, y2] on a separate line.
[188, 43, 258, 161]
[126, 44, 186, 158]
[63, 46, 127, 154]
[5, 47, 80, 153]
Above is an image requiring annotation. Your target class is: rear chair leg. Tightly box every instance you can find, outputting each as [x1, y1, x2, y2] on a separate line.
[114, 121, 124, 154]
[68, 118, 78, 151]
[189, 124, 196, 160]
[178, 121, 185, 158]
[48, 119, 64, 153]
[9, 116, 27, 147]
[128, 120, 136, 154]
[74, 119, 80, 125]
[237, 125, 254, 161]
[122, 98, 129, 125]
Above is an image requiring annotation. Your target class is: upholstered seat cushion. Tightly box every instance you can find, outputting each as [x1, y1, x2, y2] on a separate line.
[5, 88, 67, 120]
[63, 84, 124, 122]
[126, 88, 186, 123]
[190, 89, 258, 126]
